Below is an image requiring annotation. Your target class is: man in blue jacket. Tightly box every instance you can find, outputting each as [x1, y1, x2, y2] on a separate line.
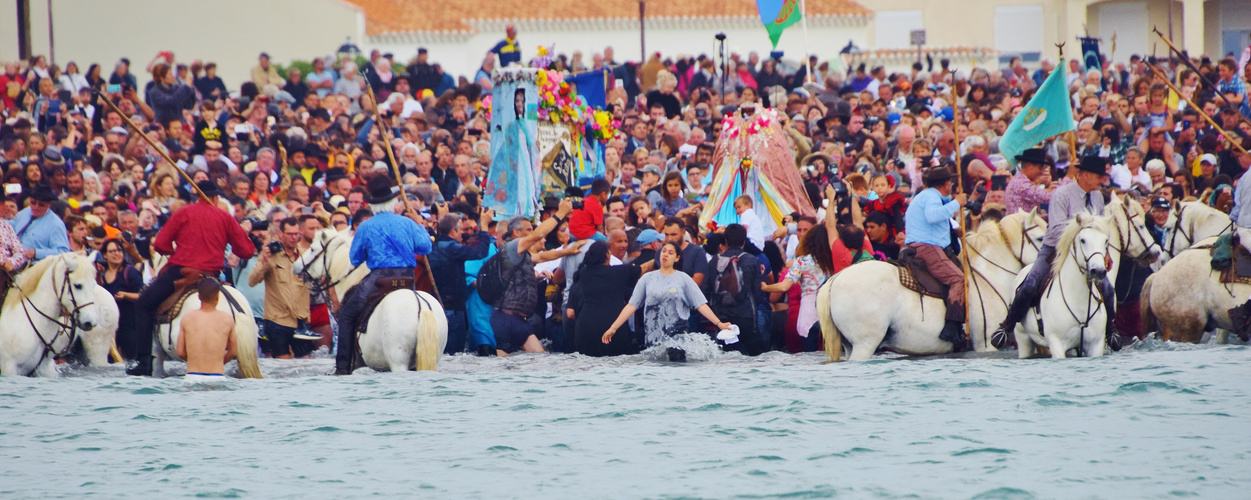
[429, 205, 494, 355]
[335, 177, 432, 375]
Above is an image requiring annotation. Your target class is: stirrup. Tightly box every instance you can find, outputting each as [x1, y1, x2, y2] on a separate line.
[989, 325, 1015, 349]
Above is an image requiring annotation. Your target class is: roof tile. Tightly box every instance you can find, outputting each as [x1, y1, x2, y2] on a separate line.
[344, 0, 871, 35]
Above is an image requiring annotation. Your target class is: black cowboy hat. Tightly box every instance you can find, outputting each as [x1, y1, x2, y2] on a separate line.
[325, 167, 348, 182]
[28, 184, 57, 203]
[195, 180, 221, 198]
[922, 166, 957, 185]
[1014, 147, 1053, 167]
[368, 180, 400, 204]
[1075, 155, 1107, 175]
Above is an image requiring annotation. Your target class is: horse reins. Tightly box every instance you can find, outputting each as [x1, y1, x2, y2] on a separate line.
[966, 217, 1043, 339]
[1164, 203, 1233, 259]
[18, 265, 95, 366]
[1049, 229, 1107, 357]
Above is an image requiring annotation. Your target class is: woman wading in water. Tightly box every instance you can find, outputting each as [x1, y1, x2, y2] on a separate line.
[602, 241, 731, 361]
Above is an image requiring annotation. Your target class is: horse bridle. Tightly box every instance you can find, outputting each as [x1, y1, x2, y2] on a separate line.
[18, 265, 95, 363]
[1050, 227, 1107, 357]
[1164, 203, 1233, 258]
[1109, 204, 1157, 264]
[967, 217, 1044, 331]
[296, 233, 359, 295]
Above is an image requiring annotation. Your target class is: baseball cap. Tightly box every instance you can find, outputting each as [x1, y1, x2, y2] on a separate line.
[639, 165, 662, 177]
[1150, 197, 1170, 209]
[636, 229, 664, 245]
[1200, 153, 1217, 165]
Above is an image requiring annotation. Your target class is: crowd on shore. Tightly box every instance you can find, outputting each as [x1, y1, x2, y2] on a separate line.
[2, 25, 1250, 365]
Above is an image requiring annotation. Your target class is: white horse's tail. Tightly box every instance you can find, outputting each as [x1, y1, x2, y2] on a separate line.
[230, 291, 262, 378]
[415, 293, 440, 371]
[817, 280, 842, 362]
[1140, 274, 1158, 337]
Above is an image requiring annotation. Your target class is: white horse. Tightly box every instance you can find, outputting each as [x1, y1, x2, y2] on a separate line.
[293, 228, 447, 372]
[0, 254, 101, 377]
[965, 210, 1049, 350]
[1103, 195, 1163, 283]
[152, 284, 263, 378]
[75, 285, 119, 366]
[1156, 201, 1233, 264]
[291, 228, 368, 302]
[1013, 214, 1112, 358]
[1140, 240, 1243, 343]
[815, 211, 1046, 361]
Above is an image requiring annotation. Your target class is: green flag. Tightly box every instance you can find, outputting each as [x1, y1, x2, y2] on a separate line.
[756, 0, 801, 48]
[999, 59, 1076, 166]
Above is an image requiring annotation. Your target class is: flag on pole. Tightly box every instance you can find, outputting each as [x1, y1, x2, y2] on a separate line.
[1080, 37, 1102, 73]
[755, 0, 802, 48]
[999, 60, 1076, 167]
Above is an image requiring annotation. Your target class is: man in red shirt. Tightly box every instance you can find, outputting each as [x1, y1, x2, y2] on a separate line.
[567, 179, 610, 242]
[127, 180, 256, 376]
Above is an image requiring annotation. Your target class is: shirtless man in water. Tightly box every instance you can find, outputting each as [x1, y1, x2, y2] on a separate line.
[176, 278, 238, 380]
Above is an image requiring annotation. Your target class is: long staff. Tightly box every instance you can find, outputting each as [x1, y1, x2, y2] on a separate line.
[362, 80, 441, 302]
[1152, 27, 1251, 131]
[1144, 63, 1249, 156]
[949, 68, 971, 333]
[95, 91, 210, 202]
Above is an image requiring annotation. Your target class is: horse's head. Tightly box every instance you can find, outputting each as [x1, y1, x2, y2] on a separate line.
[1070, 213, 1111, 281]
[57, 254, 99, 331]
[1004, 208, 1048, 265]
[1109, 194, 1162, 265]
[292, 228, 338, 280]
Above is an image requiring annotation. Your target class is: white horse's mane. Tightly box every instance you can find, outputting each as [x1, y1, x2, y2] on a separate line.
[4, 254, 94, 310]
[1052, 214, 1109, 278]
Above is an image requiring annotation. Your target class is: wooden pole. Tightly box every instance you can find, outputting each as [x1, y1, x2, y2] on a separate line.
[1152, 27, 1251, 130]
[96, 91, 210, 202]
[950, 68, 971, 337]
[363, 82, 442, 302]
[1145, 63, 1249, 155]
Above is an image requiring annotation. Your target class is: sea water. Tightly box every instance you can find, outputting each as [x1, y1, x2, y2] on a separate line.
[2, 337, 1248, 499]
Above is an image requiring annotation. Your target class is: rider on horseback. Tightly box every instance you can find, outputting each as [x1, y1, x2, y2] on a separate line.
[903, 165, 971, 352]
[129, 180, 256, 376]
[1225, 162, 1251, 341]
[992, 156, 1124, 350]
[334, 176, 432, 375]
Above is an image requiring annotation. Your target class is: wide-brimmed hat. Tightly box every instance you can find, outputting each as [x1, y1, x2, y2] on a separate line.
[922, 166, 957, 185]
[1074, 156, 1107, 175]
[28, 184, 57, 203]
[800, 152, 834, 167]
[195, 180, 221, 198]
[42, 146, 65, 166]
[1014, 147, 1054, 167]
[368, 180, 400, 204]
[325, 167, 348, 182]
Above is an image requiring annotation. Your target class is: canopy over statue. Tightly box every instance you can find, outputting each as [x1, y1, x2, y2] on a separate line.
[699, 107, 816, 234]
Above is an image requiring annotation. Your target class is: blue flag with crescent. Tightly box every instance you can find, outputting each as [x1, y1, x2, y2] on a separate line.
[999, 60, 1075, 167]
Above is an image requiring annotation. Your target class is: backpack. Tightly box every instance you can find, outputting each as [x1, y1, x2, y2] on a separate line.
[713, 255, 748, 306]
[475, 252, 513, 306]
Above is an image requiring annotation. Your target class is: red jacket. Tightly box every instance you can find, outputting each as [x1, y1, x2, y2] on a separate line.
[153, 201, 255, 273]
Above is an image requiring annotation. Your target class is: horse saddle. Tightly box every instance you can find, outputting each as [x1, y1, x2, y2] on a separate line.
[893, 248, 946, 300]
[155, 270, 244, 325]
[1210, 233, 1251, 284]
[154, 268, 210, 324]
[350, 276, 416, 335]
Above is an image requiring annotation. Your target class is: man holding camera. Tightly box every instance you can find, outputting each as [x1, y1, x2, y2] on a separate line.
[248, 218, 312, 359]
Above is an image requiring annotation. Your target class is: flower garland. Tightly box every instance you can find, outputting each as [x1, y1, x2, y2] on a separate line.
[535, 69, 588, 125]
[585, 109, 620, 144]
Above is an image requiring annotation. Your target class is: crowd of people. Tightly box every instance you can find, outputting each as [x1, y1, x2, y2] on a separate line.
[2, 25, 1250, 373]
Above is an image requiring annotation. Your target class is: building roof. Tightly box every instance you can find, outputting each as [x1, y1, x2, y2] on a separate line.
[344, 0, 872, 36]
